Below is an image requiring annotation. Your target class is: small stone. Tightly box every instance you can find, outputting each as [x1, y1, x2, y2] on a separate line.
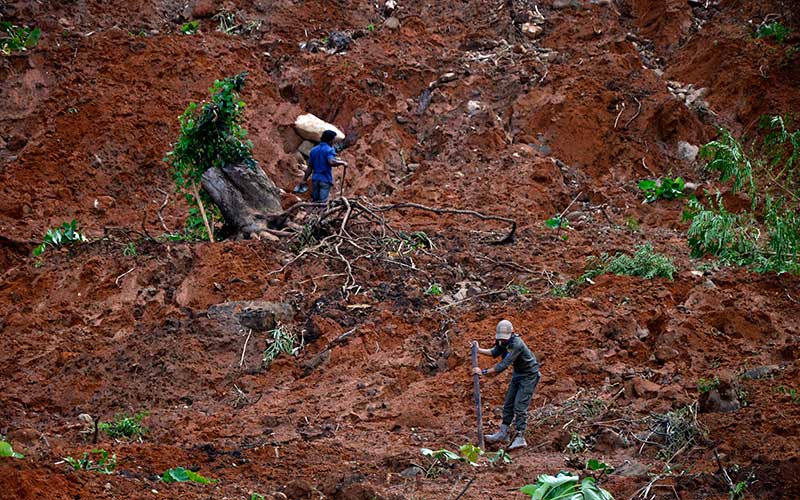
[702, 279, 716, 289]
[677, 141, 699, 162]
[521, 23, 543, 39]
[104, 483, 112, 491]
[406, 163, 420, 171]
[741, 365, 781, 380]
[395, 114, 409, 124]
[553, 0, 579, 8]
[655, 345, 679, 362]
[297, 140, 315, 157]
[684, 182, 699, 191]
[383, 16, 400, 30]
[400, 466, 423, 478]
[466, 100, 483, 116]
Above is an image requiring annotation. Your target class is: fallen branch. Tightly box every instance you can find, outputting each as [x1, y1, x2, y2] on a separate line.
[239, 329, 252, 367]
[625, 96, 642, 128]
[115, 266, 136, 287]
[614, 102, 626, 129]
[156, 189, 170, 232]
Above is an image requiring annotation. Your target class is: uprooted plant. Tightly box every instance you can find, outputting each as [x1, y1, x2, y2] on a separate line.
[644, 403, 706, 461]
[162, 466, 218, 484]
[164, 73, 253, 241]
[33, 220, 88, 257]
[0, 439, 24, 459]
[685, 115, 799, 273]
[520, 471, 614, 500]
[414, 444, 510, 478]
[263, 324, 301, 367]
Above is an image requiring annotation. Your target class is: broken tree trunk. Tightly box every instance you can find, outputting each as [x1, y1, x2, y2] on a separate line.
[201, 161, 284, 240]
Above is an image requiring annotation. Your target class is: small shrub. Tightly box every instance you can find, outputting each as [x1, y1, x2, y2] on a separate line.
[98, 412, 148, 440]
[697, 376, 720, 393]
[755, 22, 790, 43]
[123, 242, 137, 256]
[33, 220, 87, 257]
[162, 466, 218, 484]
[585, 243, 676, 280]
[521, 472, 614, 500]
[263, 325, 298, 367]
[639, 177, 686, 203]
[64, 449, 116, 474]
[586, 458, 614, 475]
[180, 20, 199, 35]
[0, 439, 24, 459]
[1, 22, 40, 55]
[545, 215, 570, 229]
[425, 282, 443, 296]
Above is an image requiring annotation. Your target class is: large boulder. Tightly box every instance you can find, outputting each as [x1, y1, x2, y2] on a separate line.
[293, 113, 345, 142]
[207, 301, 295, 333]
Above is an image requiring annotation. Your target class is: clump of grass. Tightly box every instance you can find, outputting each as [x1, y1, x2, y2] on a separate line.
[647, 403, 706, 460]
[98, 412, 148, 441]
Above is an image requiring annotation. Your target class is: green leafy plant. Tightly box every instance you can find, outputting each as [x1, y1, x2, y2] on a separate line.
[33, 220, 88, 257]
[488, 449, 512, 464]
[1, 22, 40, 55]
[416, 444, 503, 478]
[638, 177, 686, 202]
[520, 472, 614, 500]
[585, 243, 676, 280]
[0, 439, 24, 459]
[425, 282, 443, 296]
[508, 283, 531, 296]
[250, 494, 266, 500]
[263, 324, 299, 367]
[545, 215, 570, 229]
[774, 385, 800, 403]
[164, 72, 253, 241]
[566, 433, 587, 454]
[64, 449, 116, 474]
[367, 23, 376, 31]
[98, 412, 148, 440]
[123, 242, 137, 257]
[755, 22, 790, 43]
[686, 116, 800, 273]
[586, 458, 614, 475]
[697, 376, 720, 394]
[180, 20, 199, 35]
[162, 466, 218, 484]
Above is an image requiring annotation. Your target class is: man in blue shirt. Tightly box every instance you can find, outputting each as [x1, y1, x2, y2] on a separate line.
[303, 130, 348, 202]
[472, 319, 541, 450]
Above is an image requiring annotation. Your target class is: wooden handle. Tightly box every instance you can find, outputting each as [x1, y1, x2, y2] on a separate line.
[471, 343, 484, 448]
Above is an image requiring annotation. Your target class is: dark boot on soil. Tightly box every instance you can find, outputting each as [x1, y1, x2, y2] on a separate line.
[508, 435, 527, 450]
[485, 424, 510, 443]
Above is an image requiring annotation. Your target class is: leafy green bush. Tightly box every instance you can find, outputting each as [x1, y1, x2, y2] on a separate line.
[425, 282, 443, 296]
[164, 73, 254, 241]
[263, 325, 299, 367]
[585, 243, 676, 280]
[64, 449, 116, 474]
[180, 21, 199, 35]
[685, 116, 799, 273]
[99, 412, 148, 440]
[33, 220, 87, 257]
[755, 22, 790, 43]
[0, 439, 24, 459]
[1, 22, 40, 55]
[520, 472, 613, 500]
[638, 177, 686, 203]
[162, 467, 218, 484]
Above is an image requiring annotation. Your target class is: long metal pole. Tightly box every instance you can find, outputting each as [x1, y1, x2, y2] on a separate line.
[471, 343, 484, 448]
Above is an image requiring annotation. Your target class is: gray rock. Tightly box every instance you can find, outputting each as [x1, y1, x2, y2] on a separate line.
[677, 141, 699, 162]
[553, 0, 580, 8]
[383, 16, 400, 30]
[297, 140, 315, 157]
[741, 365, 782, 380]
[521, 23, 543, 39]
[207, 301, 294, 333]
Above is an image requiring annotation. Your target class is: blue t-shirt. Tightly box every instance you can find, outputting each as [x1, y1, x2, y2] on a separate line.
[309, 142, 336, 184]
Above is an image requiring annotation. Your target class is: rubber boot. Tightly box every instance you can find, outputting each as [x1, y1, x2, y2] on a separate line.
[485, 424, 510, 444]
[508, 434, 527, 450]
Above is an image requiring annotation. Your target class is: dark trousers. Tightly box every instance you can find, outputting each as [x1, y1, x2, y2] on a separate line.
[312, 181, 333, 202]
[502, 372, 540, 435]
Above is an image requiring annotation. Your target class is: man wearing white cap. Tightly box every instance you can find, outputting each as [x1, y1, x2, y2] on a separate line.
[472, 319, 540, 450]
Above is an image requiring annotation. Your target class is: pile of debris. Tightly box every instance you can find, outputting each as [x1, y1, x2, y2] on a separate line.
[667, 80, 712, 113]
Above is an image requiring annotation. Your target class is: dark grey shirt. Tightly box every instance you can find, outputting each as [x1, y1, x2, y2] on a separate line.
[491, 335, 540, 377]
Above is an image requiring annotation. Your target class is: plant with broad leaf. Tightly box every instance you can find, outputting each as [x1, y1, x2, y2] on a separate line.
[33, 220, 87, 257]
[638, 176, 686, 203]
[164, 72, 254, 241]
[416, 445, 511, 477]
[162, 466, 218, 484]
[520, 472, 614, 500]
[0, 439, 24, 459]
[684, 115, 799, 273]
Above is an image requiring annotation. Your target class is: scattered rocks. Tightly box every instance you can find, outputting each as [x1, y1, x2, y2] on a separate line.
[677, 141, 699, 162]
[294, 113, 345, 142]
[667, 80, 710, 111]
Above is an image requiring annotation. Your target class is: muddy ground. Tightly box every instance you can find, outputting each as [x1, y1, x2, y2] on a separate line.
[1, 0, 799, 498]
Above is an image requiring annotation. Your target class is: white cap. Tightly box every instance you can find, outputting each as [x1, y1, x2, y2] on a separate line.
[495, 319, 513, 340]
